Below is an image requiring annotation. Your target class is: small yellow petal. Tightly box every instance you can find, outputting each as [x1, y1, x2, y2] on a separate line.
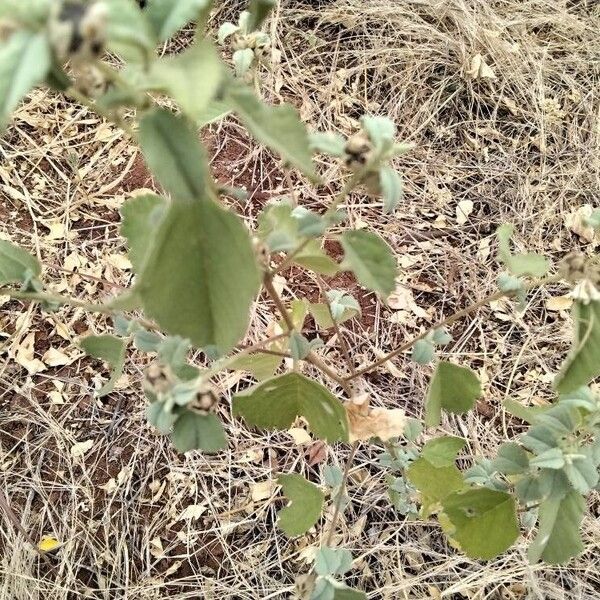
[38, 536, 61, 552]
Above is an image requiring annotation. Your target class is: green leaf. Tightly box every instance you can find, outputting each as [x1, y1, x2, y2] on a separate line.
[441, 488, 519, 560]
[530, 447, 565, 469]
[233, 48, 255, 77]
[425, 362, 481, 427]
[138, 109, 208, 202]
[218, 22, 239, 44]
[196, 99, 231, 128]
[421, 436, 466, 467]
[147, 401, 178, 434]
[0, 240, 40, 284]
[360, 115, 396, 152]
[323, 465, 344, 488]
[0, 31, 51, 130]
[515, 476, 543, 503]
[171, 411, 227, 453]
[227, 83, 317, 180]
[257, 200, 299, 251]
[563, 451, 598, 494]
[233, 373, 349, 442]
[134, 329, 162, 352]
[521, 425, 558, 454]
[227, 352, 282, 381]
[555, 300, 600, 395]
[294, 241, 339, 275]
[246, 0, 276, 31]
[379, 166, 403, 214]
[145, 0, 211, 40]
[137, 198, 260, 354]
[80, 334, 126, 397]
[314, 547, 353, 577]
[0, 0, 51, 27]
[340, 230, 397, 298]
[492, 443, 529, 475]
[527, 490, 585, 564]
[585, 209, 600, 229]
[309, 131, 346, 157]
[503, 398, 545, 423]
[310, 293, 360, 329]
[147, 41, 223, 122]
[289, 332, 312, 360]
[411, 339, 434, 365]
[407, 457, 464, 504]
[277, 473, 324, 536]
[403, 417, 423, 442]
[104, 0, 156, 62]
[332, 587, 366, 600]
[496, 224, 549, 277]
[120, 194, 167, 273]
[431, 328, 452, 346]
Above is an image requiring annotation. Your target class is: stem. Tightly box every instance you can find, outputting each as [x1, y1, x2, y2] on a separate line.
[315, 275, 356, 377]
[348, 274, 562, 381]
[0, 490, 53, 567]
[0, 288, 159, 332]
[324, 441, 359, 546]
[262, 274, 353, 395]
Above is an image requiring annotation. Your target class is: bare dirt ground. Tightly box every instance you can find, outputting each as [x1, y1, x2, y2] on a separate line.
[1, 1, 599, 598]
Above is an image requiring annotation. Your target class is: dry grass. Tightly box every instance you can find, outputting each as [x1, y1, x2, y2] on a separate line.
[1, 0, 599, 598]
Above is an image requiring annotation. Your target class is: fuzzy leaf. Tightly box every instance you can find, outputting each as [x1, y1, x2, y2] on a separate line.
[425, 362, 481, 427]
[227, 84, 317, 180]
[407, 457, 464, 504]
[421, 436, 466, 467]
[227, 353, 282, 381]
[147, 42, 223, 122]
[105, 0, 156, 62]
[80, 334, 126, 397]
[137, 198, 260, 355]
[294, 241, 339, 275]
[138, 109, 208, 202]
[379, 166, 403, 213]
[0, 32, 51, 130]
[492, 442, 529, 475]
[277, 473, 324, 536]
[0, 240, 40, 284]
[441, 488, 519, 560]
[528, 490, 585, 564]
[171, 411, 227, 453]
[120, 194, 167, 273]
[340, 230, 397, 298]
[233, 373, 349, 442]
[555, 301, 600, 395]
[145, 0, 211, 41]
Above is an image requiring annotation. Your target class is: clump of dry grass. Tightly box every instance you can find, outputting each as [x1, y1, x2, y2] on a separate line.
[1, 0, 599, 598]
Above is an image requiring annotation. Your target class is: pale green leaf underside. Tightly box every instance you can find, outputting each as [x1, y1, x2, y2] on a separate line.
[277, 473, 324, 536]
[233, 373, 349, 442]
[138, 109, 208, 202]
[145, 0, 210, 41]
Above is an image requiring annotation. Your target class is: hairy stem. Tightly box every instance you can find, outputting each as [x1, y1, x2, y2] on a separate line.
[324, 441, 359, 546]
[348, 274, 562, 380]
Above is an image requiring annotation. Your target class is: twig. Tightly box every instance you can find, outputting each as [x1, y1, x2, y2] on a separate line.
[347, 274, 562, 380]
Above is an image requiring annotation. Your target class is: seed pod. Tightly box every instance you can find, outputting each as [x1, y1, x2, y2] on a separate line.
[343, 132, 373, 171]
[49, 1, 108, 63]
[144, 363, 172, 395]
[193, 385, 220, 414]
